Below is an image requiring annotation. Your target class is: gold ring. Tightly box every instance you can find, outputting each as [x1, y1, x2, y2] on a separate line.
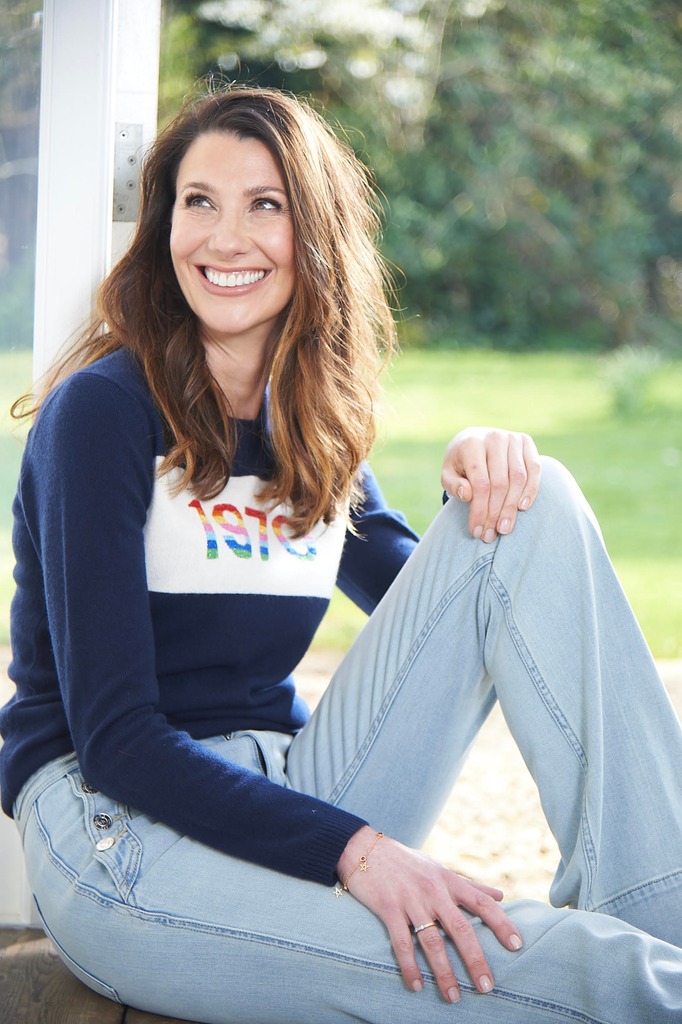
[413, 920, 438, 934]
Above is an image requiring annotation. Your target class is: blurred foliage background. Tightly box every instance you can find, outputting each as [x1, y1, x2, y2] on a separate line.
[2, 1, 681, 354]
[159, 0, 682, 353]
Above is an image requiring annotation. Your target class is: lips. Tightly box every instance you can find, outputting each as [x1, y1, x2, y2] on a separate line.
[203, 267, 266, 288]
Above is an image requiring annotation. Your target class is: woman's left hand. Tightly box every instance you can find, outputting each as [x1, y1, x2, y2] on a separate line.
[441, 427, 541, 542]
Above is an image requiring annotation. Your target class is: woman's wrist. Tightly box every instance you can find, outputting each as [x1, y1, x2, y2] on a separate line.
[336, 825, 383, 886]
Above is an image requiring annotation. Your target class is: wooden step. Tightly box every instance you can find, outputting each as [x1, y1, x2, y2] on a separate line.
[0, 929, 198, 1023]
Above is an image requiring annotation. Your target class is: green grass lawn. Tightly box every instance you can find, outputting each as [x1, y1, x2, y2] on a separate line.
[314, 348, 682, 658]
[1, 347, 681, 656]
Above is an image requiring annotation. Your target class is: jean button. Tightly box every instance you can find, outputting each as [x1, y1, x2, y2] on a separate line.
[93, 813, 113, 830]
[81, 782, 97, 794]
[96, 836, 116, 851]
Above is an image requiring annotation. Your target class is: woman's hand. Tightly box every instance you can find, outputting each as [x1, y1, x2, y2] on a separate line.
[337, 827, 522, 1003]
[441, 427, 541, 542]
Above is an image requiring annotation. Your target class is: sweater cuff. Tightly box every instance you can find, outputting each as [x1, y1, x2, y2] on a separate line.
[301, 811, 369, 886]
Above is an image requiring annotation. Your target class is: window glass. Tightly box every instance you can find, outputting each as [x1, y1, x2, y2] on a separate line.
[0, 4, 41, 646]
[0, 4, 42, 352]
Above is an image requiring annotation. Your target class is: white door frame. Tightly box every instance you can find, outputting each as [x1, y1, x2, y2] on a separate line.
[0, 0, 160, 927]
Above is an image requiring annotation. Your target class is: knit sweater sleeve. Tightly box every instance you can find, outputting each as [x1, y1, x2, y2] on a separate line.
[337, 465, 420, 614]
[16, 367, 366, 885]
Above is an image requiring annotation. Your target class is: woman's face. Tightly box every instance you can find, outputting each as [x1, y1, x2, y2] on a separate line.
[170, 131, 296, 357]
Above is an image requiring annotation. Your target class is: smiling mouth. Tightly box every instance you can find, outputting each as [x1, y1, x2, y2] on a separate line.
[203, 267, 266, 288]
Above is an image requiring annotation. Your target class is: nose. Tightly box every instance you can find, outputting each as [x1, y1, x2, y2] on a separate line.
[209, 208, 251, 258]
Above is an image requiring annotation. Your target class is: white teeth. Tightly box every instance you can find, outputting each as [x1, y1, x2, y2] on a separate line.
[204, 268, 265, 288]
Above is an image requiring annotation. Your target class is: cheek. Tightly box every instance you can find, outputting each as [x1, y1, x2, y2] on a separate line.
[169, 215, 202, 266]
[169, 224, 197, 304]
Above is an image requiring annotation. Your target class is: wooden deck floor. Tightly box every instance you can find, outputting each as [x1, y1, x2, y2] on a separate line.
[0, 929, 199, 1024]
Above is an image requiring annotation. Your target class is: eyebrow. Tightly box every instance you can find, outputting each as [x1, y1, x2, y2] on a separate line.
[178, 180, 288, 197]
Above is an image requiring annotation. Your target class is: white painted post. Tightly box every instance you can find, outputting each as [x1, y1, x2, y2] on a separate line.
[0, 0, 160, 927]
[111, 0, 161, 264]
[32, 0, 118, 378]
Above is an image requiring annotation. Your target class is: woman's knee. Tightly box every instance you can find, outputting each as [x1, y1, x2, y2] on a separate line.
[532, 456, 598, 532]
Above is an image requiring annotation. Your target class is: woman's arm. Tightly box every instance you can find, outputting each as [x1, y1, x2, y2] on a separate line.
[14, 360, 366, 884]
[336, 465, 419, 614]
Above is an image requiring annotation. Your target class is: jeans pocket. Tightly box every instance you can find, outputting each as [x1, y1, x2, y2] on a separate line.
[244, 730, 291, 786]
[200, 731, 270, 775]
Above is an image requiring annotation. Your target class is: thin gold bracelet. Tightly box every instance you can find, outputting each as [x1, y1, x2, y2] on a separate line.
[336, 832, 384, 896]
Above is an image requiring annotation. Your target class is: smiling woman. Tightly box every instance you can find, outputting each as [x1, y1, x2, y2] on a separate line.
[170, 133, 296, 419]
[3, 86, 682, 1024]
[21, 88, 394, 539]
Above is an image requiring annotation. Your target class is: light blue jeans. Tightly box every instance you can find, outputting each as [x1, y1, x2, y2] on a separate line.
[14, 458, 682, 1022]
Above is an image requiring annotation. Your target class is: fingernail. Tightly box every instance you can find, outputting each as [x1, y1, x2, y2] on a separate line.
[519, 496, 531, 510]
[498, 518, 511, 535]
[448, 987, 460, 1003]
[483, 528, 496, 544]
[509, 934, 523, 950]
[411, 980, 423, 992]
[473, 525, 483, 540]
[479, 975, 493, 993]
[457, 485, 466, 501]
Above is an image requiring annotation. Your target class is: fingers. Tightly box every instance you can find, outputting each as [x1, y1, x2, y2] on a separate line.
[384, 914, 466, 1004]
[469, 431, 540, 541]
[442, 428, 542, 541]
[343, 836, 523, 1003]
[387, 880, 523, 1002]
[383, 915, 435, 998]
[465, 878, 505, 902]
[485, 432, 532, 538]
[415, 920, 463, 1003]
[422, 880, 522, 999]
[389, 895, 521, 1004]
[425, 909, 489, 995]
[449, 878, 523, 962]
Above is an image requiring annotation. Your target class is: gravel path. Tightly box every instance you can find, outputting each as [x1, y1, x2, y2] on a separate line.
[2, 647, 680, 905]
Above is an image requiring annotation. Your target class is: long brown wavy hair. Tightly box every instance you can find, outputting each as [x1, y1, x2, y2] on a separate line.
[16, 86, 396, 536]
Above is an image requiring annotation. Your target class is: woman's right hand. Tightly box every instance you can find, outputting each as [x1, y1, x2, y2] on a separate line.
[336, 826, 523, 1003]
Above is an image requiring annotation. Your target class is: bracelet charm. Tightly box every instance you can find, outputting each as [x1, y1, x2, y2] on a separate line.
[334, 832, 384, 897]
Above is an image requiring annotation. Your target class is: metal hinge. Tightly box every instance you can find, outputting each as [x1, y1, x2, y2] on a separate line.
[113, 122, 143, 222]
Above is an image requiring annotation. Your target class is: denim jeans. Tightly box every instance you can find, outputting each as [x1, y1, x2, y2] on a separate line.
[14, 458, 682, 1022]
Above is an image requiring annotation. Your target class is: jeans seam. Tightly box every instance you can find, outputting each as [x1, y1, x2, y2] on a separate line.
[326, 554, 495, 807]
[35, 802, 82, 889]
[461, 985, 610, 1023]
[591, 867, 682, 914]
[487, 572, 588, 771]
[488, 570, 598, 894]
[32, 895, 123, 1003]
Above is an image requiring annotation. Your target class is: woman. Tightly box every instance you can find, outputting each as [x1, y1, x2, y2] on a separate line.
[2, 86, 682, 1023]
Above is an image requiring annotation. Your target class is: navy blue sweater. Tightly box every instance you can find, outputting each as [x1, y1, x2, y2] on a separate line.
[0, 349, 419, 885]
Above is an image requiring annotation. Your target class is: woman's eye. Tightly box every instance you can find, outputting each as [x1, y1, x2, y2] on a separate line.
[184, 193, 212, 209]
[253, 197, 282, 211]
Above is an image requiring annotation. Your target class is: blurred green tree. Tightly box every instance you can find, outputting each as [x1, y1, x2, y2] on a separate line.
[160, 0, 682, 350]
